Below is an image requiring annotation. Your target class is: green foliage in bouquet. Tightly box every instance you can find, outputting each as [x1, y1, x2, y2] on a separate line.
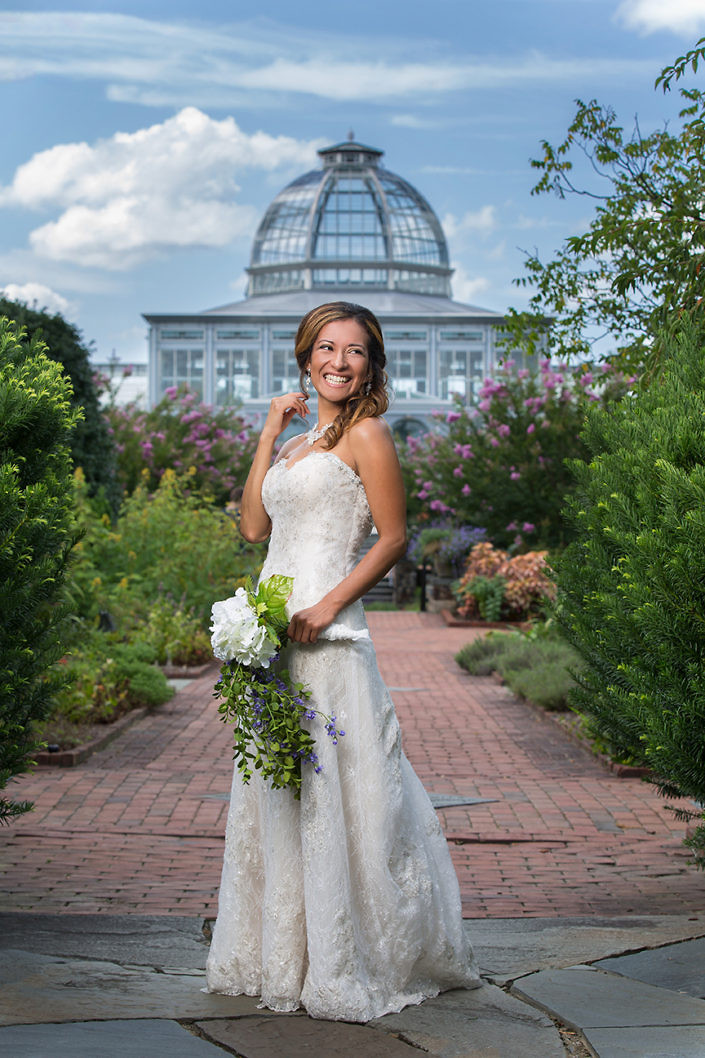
[554, 313, 705, 857]
[212, 575, 344, 798]
[0, 317, 81, 821]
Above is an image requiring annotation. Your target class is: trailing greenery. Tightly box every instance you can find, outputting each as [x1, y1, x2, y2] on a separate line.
[554, 313, 705, 855]
[0, 298, 120, 515]
[0, 317, 81, 821]
[456, 627, 581, 711]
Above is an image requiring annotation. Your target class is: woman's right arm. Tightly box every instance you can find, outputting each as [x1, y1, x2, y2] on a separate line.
[239, 391, 310, 542]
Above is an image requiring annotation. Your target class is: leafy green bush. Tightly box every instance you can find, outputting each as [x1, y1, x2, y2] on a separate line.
[0, 298, 120, 515]
[47, 634, 173, 729]
[464, 576, 506, 622]
[135, 598, 212, 666]
[69, 467, 265, 630]
[0, 318, 81, 821]
[554, 314, 705, 853]
[455, 628, 580, 711]
[455, 633, 511, 675]
[115, 662, 174, 708]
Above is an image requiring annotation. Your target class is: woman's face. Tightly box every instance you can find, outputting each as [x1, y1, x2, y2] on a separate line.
[307, 318, 370, 405]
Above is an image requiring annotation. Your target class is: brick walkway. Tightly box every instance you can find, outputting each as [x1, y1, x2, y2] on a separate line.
[1, 613, 703, 918]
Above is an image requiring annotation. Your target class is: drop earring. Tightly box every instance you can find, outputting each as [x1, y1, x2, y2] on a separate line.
[364, 378, 372, 396]
[304, 370, 312, 394]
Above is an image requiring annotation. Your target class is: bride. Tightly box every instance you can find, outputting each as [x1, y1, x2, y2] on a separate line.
[206, 301, 481, 1021]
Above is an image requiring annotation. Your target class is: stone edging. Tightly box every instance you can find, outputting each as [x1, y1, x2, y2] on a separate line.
[483, 669, 652, 780]
[161, 662, 213, 679]
[34, 708, 148, 768]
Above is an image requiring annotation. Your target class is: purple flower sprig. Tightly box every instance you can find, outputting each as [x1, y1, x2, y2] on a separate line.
[214, 655, 343, 798]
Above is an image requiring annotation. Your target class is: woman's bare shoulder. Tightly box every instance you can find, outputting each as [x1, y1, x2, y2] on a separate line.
[347, 416, 394, 447]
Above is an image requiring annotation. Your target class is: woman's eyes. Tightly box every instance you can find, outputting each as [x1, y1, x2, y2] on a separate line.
[317, 344, 365, 356]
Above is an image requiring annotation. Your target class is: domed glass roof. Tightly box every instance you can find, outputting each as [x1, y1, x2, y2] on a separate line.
[247, 139, 452, 298]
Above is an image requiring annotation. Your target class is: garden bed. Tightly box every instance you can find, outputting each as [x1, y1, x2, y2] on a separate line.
[34, 707, 148, 767]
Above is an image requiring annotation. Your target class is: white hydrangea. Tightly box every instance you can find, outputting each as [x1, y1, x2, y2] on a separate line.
[210, 588, 276, 668]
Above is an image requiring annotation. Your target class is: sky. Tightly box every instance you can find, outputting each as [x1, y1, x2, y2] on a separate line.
[2, 0, 705, 365]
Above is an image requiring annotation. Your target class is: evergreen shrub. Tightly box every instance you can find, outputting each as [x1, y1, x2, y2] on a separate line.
[554, 315, 705, 854]
[0, 298, 120, 515]
[0, 317, 81, 821]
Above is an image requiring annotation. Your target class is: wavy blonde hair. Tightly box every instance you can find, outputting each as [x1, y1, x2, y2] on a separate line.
[294, 302, 389, 449]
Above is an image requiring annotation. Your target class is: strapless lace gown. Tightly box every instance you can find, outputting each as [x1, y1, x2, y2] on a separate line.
[206, 452, 480, 1021]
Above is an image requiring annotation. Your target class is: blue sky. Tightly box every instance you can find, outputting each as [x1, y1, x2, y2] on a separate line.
[2, 0, 704, 364]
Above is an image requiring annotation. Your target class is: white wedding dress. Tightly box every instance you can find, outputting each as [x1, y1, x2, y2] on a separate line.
[206, 451, 480, 1021]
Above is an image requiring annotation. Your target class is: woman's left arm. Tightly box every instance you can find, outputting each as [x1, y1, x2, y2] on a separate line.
[287, 418, 407, 643]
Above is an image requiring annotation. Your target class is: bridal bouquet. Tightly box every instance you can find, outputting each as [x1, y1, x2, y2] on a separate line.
[210, 574, 344, 797]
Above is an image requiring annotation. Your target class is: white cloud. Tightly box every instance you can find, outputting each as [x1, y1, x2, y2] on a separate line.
[450, 265, 491, 306]
[0, 12, 658, 107]
[616, 0, 705, 35]
[0, 108, 323, 269]
[390, 114, 441, 129]
[443, 206, 497, 240]
[1, 281, 74, 317]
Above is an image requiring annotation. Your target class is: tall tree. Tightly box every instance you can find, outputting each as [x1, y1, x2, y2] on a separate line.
[508, 38, 705, 371]
[0, 298, 120, 514]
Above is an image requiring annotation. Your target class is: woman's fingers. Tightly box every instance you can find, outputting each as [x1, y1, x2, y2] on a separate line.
[287, 610, 320, 644]
[265, 392, 309, 435]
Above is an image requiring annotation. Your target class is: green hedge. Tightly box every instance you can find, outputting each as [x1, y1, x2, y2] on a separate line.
[0, 318, 81, 821]
[555, 314, 705, 857]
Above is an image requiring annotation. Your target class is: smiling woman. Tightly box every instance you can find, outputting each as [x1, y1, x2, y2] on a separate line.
[206, 300, 481, 1021]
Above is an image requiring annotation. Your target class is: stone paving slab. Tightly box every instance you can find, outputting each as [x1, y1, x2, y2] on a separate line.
[0, 1019, 226, 1058]
[0, 949, 256, 1027]
[0, 913, 209, 969]
[583, 1023, 705, 1058]
[197, 1015, 421, 1056]
[465, 915, 705, 981]
[594, 937, 705, 999]
[372, 983, 566, 1058]
[512, 966, 705, 1029]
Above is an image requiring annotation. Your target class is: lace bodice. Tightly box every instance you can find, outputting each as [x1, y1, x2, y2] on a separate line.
[258, 452, 374, 640]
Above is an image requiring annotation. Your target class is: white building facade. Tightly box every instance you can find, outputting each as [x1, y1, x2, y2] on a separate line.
[144, 138, 509, 435]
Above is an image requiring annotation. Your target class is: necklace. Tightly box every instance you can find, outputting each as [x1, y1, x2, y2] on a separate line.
[305, 421, 335, 446]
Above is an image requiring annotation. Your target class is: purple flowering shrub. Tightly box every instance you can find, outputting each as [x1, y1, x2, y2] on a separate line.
[407, 520, 486, 577]
[400, 359, 630, 550]
[105, 384, 258, 505]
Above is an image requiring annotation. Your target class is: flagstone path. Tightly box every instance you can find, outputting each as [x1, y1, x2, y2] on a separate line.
[1, 612, 703, 918]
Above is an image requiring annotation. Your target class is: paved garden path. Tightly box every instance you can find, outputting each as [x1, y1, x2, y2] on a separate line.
[2, 612, 703, 918]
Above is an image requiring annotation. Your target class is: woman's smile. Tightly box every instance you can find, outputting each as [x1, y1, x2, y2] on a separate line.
[308, 318, 369, 403]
